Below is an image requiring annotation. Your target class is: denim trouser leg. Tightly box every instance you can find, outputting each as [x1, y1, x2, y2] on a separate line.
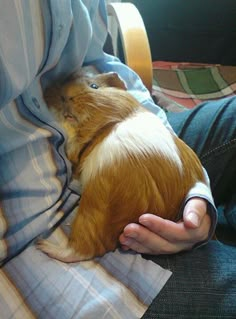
[143, 97, 236, 319]
[166, 96, 236, 229]
[143, 241, 236, 319]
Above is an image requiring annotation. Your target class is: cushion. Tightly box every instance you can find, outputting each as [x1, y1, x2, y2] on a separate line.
[152, 61, 236, 110]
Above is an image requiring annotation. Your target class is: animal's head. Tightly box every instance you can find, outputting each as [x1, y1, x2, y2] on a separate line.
[45, 72, 140, 128]
[44, 72, 141, 161]
[60, 72, 130, 124]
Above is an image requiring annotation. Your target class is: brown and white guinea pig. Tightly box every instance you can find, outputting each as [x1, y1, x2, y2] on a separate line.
[38, 72, 206, 262]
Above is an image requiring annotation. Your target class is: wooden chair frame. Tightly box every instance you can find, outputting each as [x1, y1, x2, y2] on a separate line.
[107, 2, 153, 92]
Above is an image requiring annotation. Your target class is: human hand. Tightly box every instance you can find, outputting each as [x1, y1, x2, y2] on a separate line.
[119, 198, 211, 255]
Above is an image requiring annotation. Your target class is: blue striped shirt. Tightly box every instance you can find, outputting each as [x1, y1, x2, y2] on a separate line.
[0, 0, 216, 263]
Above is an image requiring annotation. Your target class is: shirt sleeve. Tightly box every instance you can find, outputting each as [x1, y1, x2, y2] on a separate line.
[84, 0, 218, 241]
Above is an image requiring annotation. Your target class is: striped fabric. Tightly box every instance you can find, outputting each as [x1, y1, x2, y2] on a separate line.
[152, 61, 236, 110]
[1, 227, 171, 318]
[0, 1, 216, 318]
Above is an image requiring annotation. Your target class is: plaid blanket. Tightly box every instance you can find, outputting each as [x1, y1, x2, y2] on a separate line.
[152, 61, 236, 110]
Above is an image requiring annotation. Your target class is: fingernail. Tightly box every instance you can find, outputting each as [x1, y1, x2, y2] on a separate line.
[126, 232, 137, 239]
[187, 212, 200, 227]
[139, 218, 150, 227]
[120, 238, 131, 245]
[120, 232, 137, 245]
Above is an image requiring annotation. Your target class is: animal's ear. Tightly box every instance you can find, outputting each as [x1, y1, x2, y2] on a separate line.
[96, 72, 127, 90]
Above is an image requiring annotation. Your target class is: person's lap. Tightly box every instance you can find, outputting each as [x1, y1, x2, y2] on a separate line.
[167, 96, 236, 211]
[143, 96, 236, 318]
[143, 240, 236, 319]
[167, 95, 236, 234]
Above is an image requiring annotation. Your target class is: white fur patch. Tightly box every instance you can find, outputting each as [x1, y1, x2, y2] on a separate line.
[80, 112, 183, 188]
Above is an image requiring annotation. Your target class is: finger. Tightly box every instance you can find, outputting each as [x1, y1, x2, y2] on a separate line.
[138, 214, 195, 243]
[139, 213, 210, 243]
[120, 233, 191, 255]
[120, 239, 156, 254]
[183, 198, 207, 229]
[119, 223, 192, 254]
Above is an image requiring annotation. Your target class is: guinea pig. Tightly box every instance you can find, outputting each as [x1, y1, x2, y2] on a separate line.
[38, 72, 206, 262]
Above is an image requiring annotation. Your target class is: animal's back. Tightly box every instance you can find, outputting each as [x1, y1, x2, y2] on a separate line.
[74, 109, 205, 256]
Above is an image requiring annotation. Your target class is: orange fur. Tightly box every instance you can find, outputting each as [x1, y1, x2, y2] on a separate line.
[40, 72, 206, 262]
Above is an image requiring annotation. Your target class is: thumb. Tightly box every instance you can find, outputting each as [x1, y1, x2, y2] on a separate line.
[183, 197, 207, 229]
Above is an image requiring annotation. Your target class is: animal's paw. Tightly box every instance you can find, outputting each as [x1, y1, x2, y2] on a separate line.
[36, 239, 61, 258]
[36, 238, 81, 263]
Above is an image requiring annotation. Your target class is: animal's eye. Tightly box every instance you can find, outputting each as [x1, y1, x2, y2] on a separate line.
[90, 83, 99, 89]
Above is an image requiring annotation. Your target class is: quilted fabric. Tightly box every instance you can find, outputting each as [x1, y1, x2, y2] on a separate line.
[152, 61, 236, 110]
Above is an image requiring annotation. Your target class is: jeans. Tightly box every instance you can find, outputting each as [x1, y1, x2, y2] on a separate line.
[143, 96, 236, 319]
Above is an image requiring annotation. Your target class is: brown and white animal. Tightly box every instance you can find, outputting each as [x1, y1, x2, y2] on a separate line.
[38, 72, 206, 262]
